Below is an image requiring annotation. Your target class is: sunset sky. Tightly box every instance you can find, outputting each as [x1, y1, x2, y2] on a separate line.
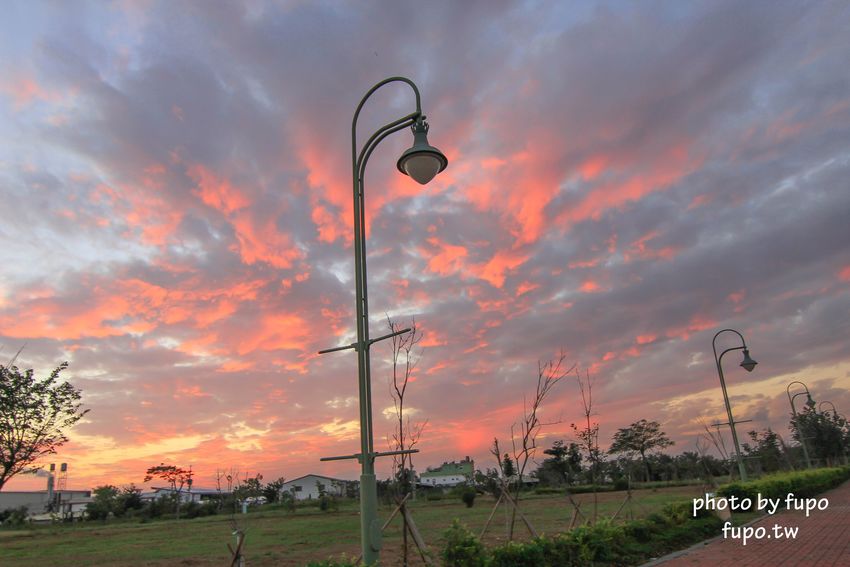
[2, 1, 849, 492]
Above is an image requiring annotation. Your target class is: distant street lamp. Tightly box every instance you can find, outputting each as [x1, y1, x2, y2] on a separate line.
[818, 400, 841, 417]
[712, 329, 757, 482]
[318, 77, 448, 566]
[787, 380, 816, 469]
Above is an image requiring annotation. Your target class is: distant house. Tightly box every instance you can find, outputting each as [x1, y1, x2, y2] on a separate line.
[280, 475, 353, 501]
[142, 487, 225, 503]
[505, 474, 539, 487]
[419, 457, 474, 487]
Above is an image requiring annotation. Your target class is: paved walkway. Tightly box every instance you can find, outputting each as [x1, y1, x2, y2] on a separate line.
[654, 479, 850, 566]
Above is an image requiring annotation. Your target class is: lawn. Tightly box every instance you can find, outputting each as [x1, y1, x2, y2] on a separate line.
[0, 486, 708, 566]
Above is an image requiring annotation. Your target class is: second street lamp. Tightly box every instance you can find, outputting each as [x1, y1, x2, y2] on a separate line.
[787, 380, 815, 469]
[712, 328, 757, 482]
[318, 76, 448, 566]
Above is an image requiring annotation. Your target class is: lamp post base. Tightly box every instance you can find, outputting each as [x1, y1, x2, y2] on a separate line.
[360, 472, 381, 564]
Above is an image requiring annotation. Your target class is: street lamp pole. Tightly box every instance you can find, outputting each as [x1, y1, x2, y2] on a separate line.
[318, 77, 448, 566]
[712, 328, 757, 482]
[787, 381, 815, 469]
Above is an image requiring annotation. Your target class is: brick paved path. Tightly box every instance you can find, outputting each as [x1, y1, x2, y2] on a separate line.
[655, 479, 850, 566]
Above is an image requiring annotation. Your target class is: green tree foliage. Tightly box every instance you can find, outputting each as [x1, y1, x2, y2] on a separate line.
[609, 419, 674, 482]
[501, 453, 516, 478]
[262, 476, 286, 504]
[143, 463, 193, 519]
[234, 474, 263, 503]
[87, 485, 120, 521]
[790, 407, 849, 466]
[86, 484, 144, 521]
[742, 428, 786, 473]
[0, 361, 88, 490]
[539, 440, 582, 486]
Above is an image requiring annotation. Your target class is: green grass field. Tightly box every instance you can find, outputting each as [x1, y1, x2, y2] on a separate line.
[0, 486, 708, 566]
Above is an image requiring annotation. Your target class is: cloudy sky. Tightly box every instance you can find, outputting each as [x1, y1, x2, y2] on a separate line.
[2, 0, 849, 490]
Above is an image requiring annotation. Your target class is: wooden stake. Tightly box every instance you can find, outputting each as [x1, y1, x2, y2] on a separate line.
[480, 492, 504, 538]
[501, 489, 538, 538]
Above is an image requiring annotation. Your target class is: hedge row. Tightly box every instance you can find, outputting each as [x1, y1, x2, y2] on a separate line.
[717, 466, 850, 512]
[308, 466, 850, 566]
[440, 501, 722, 567]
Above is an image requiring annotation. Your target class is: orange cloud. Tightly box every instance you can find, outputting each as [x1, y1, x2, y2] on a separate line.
[230, 211, 302, 269]
[470, 249, 529, 288]
[665, 314, 717, 341]
[516, 281, 539, 297]
[421, 237, 468, 276]
[236, 313, 310, 354]
[188, 164, 251, 214]
[624, 230, 680, 262]
[636, 334, 657, 345]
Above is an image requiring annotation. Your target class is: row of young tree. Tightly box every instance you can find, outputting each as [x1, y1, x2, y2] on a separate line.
[86, 466, 291, 522]
[531, 405, 849, 489]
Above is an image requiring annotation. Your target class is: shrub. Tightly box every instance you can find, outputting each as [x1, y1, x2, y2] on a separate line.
[305, 557, 358, 567]
[442, 520, 487, 567]
[0, 506, 29, 527]
[717, 467, 850, 512]
[461, 488, 476, 508]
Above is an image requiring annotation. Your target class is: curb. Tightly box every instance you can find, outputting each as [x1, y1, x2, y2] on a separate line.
[639, 513, 769, 566]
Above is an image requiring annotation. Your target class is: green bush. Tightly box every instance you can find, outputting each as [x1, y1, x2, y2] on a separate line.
[461, 488, 477, 508]
[442, 520, 487, 567]
[0, 506, 29, 527]
[434, 467, 849, 567]
[533, 487, 562, 495]
[717, 467, 850, 512]
[305, 557, 358, 567]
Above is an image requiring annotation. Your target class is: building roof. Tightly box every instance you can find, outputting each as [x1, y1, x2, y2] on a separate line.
[282, 474, 353, 485]
[421, 458, 474, 478]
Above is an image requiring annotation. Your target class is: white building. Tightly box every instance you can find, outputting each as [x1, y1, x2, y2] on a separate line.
[419, 457, 474, 487]
[142, 487, 225, 503]
[280, 475, 352, 501]
[0, 490, 91, 518]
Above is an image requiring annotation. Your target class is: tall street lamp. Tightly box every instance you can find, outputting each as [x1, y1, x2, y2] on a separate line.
[712, 328, 757, 482]
[787, 380, 815, 469]
[318, 77, 448, 566]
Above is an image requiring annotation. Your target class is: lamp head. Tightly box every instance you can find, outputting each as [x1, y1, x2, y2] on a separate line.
[397, 118, 448, 185]
[740, 349, 757, 372]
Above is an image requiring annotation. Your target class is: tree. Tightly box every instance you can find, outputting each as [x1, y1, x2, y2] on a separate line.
[742, 429, 785, 473]
[539, 440, 582, 486]
[570, 367, 602, 521]
[501, 453, 516, 478]
[386, 316, 427, 567]
[87, 485, 120, 521]
[488, 352, 572, 540]
[386, 316, 426, 497]
[790, 406, 849, 467]
[0, 361, 88, 490]
[609, 419, 674, 482]
[262, 476, 286, 504]
[143, 463, 194, 519]
[233, 473, 264, 506]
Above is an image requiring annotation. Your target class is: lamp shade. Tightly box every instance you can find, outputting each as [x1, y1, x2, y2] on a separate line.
[397, 119, 448, 185]
[740, 349, 757, 372]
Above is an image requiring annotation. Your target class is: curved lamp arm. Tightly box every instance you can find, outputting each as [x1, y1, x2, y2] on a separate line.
[712, 328, 746, 364]
[352, 77, 422, 169]
[786, 380, 811, 414]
